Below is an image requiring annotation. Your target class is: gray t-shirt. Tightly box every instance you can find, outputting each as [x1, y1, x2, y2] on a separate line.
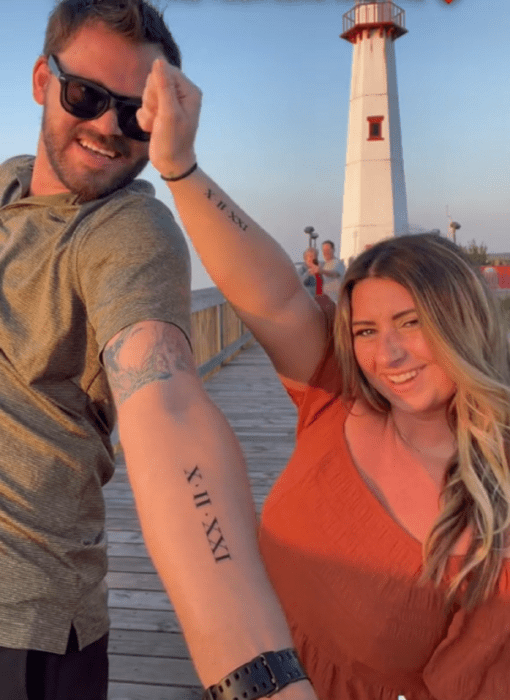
[0, 155, 191, 653]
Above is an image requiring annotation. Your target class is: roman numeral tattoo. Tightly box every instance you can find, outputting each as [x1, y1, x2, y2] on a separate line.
[185, 465, 202, 484]
[204, 189, 249, 232]
[229, 211, 248, 230]
[194, 491, 212, 508]
[184, 466, 232, 563]
[203, 517, 232, 563]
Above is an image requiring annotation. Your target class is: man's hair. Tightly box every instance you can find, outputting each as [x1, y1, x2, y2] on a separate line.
[323, 240, 335, 249]
[43, 0, 181, 68]
[336, 233, 510, 610]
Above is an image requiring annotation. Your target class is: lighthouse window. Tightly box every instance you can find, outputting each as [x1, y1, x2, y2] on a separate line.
[367, 116, 384, 141]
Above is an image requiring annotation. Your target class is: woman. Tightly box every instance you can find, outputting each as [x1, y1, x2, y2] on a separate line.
[299, 248, 324, 297]
[139, 60, 510, 700]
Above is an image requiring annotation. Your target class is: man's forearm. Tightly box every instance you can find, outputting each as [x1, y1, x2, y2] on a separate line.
[118, 386, 308, 690]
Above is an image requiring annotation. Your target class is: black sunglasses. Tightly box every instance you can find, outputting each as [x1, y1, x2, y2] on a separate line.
[47, 54, 150, 142]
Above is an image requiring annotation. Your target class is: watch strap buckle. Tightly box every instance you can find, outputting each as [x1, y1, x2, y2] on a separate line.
[260, 650, 304, 696]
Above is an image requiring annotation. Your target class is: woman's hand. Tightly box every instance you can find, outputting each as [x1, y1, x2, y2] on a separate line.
[137, 58, 202, 179]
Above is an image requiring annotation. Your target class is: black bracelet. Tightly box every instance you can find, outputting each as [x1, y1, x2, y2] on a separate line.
[202, 649, 309, 700]
[160, 162, 198, 182]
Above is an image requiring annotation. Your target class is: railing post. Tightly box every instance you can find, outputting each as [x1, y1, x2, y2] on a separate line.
[218, 302, 224, 354]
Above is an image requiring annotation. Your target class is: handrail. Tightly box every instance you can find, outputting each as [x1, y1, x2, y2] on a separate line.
[191, 287, 253, 380]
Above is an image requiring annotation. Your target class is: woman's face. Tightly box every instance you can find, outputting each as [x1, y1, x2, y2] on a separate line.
[304, 250, 316, 267]
[351, 277, 456, 416]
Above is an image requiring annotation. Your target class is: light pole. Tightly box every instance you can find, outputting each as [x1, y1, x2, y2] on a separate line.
[449, 221, 461, 244]
[304, 226, 319, 250]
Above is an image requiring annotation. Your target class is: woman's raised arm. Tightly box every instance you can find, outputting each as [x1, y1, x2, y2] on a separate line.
[138, 59, 328, 385]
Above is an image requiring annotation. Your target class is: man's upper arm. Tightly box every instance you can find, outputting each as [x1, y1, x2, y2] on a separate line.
[103, 319, 198, 412]
[77, 192, 192, 361]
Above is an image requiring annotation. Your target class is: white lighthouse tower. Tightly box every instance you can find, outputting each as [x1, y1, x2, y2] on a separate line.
[340, 0, 409, 265]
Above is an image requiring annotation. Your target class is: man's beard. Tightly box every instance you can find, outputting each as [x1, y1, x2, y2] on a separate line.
[41, 109, 149, 203]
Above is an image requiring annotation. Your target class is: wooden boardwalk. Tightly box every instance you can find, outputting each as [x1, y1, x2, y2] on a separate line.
[104, 342, 297, 700]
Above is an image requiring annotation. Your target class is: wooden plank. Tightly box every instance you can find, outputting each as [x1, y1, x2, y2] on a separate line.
[109, 532, 145, 543]
[109, 590, 173, 612]
[109, 608, 182, 633]
[109, 629, 190, 658]
[107, 572, 164, 591]
[108, 543, 150, 558]
[107, 557, 158, 574]
[109, 654, 200, 686]
[109, 683, 201, 700]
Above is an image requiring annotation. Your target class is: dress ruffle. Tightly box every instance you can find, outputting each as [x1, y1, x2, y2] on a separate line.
[292, 623, 406, 700]
[423, 587, 510, 700]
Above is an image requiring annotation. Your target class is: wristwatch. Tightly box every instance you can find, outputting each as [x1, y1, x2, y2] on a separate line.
[202, 649, 309, 700]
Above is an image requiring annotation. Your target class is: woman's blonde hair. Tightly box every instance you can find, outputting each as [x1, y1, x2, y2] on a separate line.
[335, 234, 510, 608]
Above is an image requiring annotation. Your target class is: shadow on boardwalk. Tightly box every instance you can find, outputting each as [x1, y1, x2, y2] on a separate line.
[104, 342, 297, 700]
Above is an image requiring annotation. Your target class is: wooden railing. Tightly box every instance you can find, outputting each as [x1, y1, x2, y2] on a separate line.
[191, 287, 253, 380]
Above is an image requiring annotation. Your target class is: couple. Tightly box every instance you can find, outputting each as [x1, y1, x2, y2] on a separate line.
[1, 1, 509, 699]
[300, 242, 344, 300]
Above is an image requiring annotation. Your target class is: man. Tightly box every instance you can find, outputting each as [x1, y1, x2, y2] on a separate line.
[0, 2, 316, 699]
[319, 240, 345, 303]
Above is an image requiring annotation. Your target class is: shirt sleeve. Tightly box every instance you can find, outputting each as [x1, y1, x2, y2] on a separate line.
[335, 260, 345, 276]
[74, 190, 191, 356]
[281, 296, 343, 434]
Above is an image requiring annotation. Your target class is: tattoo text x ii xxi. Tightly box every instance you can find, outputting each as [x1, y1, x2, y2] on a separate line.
[185, 465, 232, 563]
[206, 189, 249, 231]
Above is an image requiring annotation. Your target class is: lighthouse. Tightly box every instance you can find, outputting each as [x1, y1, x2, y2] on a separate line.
[339, 0, 409, 265]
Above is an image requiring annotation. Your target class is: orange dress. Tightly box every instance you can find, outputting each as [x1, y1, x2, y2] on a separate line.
[258, 337, 510, 700]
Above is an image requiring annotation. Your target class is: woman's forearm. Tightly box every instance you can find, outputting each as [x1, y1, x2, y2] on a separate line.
[166, 167, 303, 320]
[138, 60, 327, 383]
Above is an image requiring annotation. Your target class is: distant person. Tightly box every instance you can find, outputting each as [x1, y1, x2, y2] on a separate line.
[482, 266, 500, 291]
[144, 62, 510, 700]
[319, 240, 345, 302]
[299, 247, 323, 297]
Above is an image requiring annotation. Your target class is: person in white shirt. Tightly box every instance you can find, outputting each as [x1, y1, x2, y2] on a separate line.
[320, 241, 345, 303]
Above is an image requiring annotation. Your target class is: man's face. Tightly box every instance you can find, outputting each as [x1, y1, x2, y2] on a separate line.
[33, 22, 163, 201]
[322, 243, 334, 261]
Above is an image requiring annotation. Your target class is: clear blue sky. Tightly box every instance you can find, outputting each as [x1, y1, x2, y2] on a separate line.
[1, 0, 508, 289]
